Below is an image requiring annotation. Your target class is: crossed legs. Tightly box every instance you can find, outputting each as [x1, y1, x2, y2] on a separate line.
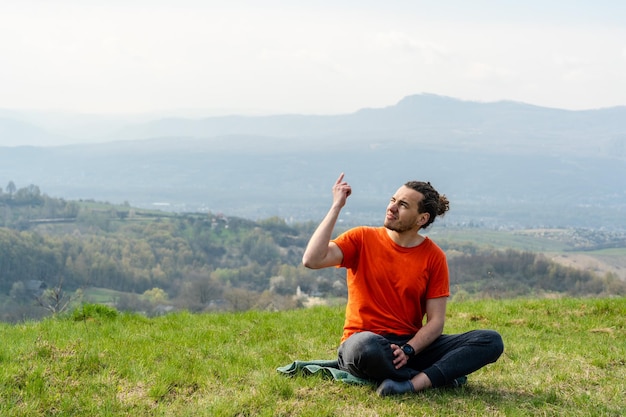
[337, 330, 504, 396]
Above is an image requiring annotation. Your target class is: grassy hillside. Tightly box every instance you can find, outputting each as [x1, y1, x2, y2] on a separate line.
[1, 298, 624, 416]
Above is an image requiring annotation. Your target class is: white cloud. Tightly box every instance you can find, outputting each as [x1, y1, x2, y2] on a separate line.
[464, 62, 515, 81]
[562, 69, 588, 83]
[0, 1, 625, 114]
[373, 31, 448, 64]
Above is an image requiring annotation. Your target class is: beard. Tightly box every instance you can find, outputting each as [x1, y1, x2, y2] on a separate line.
[384, 218, 414, 234]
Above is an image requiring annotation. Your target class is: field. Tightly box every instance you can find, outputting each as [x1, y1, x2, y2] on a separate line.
[551, 250, 626, 280]
[0, 298, 624, 416]
[432, 227, 626, 281]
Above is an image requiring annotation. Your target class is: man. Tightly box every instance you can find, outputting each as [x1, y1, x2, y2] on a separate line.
[302, 173, 504, 396]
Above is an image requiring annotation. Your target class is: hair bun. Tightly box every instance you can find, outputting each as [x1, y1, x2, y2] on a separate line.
[437, 195, 450, 216]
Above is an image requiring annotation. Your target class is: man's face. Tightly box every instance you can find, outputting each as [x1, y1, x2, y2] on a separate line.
[384, 186, 429, 233]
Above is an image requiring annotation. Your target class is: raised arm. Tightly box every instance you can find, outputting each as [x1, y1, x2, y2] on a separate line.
[302, 173, 351, 269]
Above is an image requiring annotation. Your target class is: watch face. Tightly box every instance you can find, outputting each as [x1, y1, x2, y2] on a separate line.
[402, 345, 414, 356]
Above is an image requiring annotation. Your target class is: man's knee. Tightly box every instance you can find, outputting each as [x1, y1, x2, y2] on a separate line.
[338, 331, 392, 379]
[482, 330, 504, 362]
[340, 331, 385, 362]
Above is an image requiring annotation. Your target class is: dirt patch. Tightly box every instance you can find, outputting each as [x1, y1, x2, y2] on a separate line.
[550, 253, 626, 280]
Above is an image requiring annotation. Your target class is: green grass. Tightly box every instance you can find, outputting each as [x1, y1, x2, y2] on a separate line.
[1, 298, 625, 416]
[82, 287, 130, 304]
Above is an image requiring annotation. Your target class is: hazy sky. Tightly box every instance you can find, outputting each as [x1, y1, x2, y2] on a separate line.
[1, 0, 625, 116]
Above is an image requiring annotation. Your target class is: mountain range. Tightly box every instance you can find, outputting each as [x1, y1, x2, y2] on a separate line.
[1, 94, 625, 229]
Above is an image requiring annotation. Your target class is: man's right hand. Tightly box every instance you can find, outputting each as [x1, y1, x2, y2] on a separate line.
[332, 172, 352, 208]
[301, 173, 350, 269]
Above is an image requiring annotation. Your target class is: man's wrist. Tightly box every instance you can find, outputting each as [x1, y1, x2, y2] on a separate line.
[401, 344, 415, 357]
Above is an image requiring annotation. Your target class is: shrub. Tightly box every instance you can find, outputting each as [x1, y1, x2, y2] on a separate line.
[71, 303, 119, 321]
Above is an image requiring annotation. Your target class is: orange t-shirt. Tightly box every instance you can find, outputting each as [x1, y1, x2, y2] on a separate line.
[333, 226, 449, 342]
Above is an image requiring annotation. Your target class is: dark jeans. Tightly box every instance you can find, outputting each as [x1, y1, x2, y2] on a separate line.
[337, 330, 504, 387]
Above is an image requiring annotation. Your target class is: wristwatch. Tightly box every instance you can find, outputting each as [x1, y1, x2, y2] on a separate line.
[401, 344, 415, 357]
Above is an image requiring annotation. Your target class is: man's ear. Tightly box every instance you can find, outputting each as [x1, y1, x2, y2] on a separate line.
[418, 213, 430, 226]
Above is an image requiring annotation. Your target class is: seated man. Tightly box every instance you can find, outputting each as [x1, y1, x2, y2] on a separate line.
[302, 173, 504, 396]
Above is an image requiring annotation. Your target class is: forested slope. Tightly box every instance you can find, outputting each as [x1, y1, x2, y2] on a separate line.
[1, 184, 624, 323]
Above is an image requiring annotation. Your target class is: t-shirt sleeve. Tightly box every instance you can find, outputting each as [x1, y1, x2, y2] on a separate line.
[425, 245, 450, 299]
[332, 227, 363, 270]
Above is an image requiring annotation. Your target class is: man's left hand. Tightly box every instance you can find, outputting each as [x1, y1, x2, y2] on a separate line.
[390, 343, 408, 369]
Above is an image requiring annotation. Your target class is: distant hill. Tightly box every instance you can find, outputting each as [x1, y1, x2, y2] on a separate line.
[1, 94, 625, 228]
[107, 94, 626, 159]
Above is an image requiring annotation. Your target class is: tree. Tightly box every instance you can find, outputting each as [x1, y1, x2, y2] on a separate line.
[14, 184, 43, 205]
[35, 277, 79, 315]
[176, 272, 224, 309]
[223, 287, 258, 311]
[5, 181, 16, 197]
[143, 287, 168, 304]
[9, 281, 30, 302]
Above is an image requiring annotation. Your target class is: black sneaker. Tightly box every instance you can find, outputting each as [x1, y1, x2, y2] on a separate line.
[449, 375, 467, 388]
